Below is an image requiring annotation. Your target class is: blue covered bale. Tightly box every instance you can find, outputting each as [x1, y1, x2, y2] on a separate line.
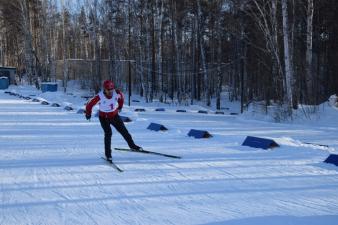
[198, 110, 208, 114]
[41, 101, 50, 105]
[324, 154, 338, 166]
[64, 106, 74, 111]
[120, 116, 132, 122]
[187, 129, 212, 138]
[242, 136, 279, 150]
[147, 123, 168, 131]
[77, 109, 86, 114]
[51, 103, 61, 107]
[155, 108, 165, 112]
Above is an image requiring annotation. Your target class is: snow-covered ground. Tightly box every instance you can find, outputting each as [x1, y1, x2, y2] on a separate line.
[1, 85, 338, 225]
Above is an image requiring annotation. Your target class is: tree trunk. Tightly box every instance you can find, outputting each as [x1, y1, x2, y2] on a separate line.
[216, 19, 223, 110]
[93, 0, 101, 93]
[281, 0, 295, 110]
[150, 0, 156, 102]
[107, 0, 115, 81]
[61, 0, 67, 92]
[174, 19, 181, 103]
[156, 0, 164, 99]
[191, 14, 197, 105]
[137, 5, 147, 101]
[271, 0, 282, 101]
[145, 15, 151, 102]
[305, 0, 314, 104]
[20, 1, 36, 87]
[170, 0, 175, 101]
[197, 0, 210, 106]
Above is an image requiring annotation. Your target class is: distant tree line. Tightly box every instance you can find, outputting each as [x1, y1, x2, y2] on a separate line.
[0, 0, 337, 114]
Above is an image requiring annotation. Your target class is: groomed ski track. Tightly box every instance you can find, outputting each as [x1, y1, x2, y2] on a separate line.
[1, 90, 338, 225]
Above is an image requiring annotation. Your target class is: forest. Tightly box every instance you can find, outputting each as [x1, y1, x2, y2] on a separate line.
[0, 0, 337, 115]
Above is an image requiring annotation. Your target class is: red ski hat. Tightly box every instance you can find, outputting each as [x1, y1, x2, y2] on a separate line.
[103, 80, 114, 90]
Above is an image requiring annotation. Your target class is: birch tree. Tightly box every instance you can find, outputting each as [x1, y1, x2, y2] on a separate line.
[61, 0, 68, 92]
[305, 0, 314, 104]
[92, 0, 101, 93]
[197, 0, 210, 106]
[105, 1, 116, 81]
[46, 0, 58, 82]
[281, 0, 295, 110]
[250, 0, 284, 100]
[21, 0, 37, 87]
[156, 0, 164, 99]
[216, 10, 223, 110]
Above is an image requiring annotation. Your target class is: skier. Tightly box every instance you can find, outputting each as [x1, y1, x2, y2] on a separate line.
[85, 80, 142, 161]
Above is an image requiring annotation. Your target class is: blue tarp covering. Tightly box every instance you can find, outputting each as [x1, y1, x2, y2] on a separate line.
[147, 123, 168, 131]
[120, 116, 132, 122]
[198, 110, 208, 114]
[77, 109, 85, 114]
[187, 129, 212, 138]
[64, 106, 73, 111]
[41, 101, 49, 105]
[155, 108, 165, 111]
[324, 154, 338, 166]
[242, 136, 279, 149]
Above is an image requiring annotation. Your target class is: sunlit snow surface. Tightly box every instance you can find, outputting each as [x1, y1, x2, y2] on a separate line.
[1, 86, 338, 225]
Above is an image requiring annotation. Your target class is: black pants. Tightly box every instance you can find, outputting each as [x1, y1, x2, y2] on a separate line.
[99, 115, 137, 158]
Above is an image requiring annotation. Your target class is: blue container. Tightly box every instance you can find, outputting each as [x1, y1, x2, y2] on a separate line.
[0, 77, 9, 89]
[41, 83, 58, 92]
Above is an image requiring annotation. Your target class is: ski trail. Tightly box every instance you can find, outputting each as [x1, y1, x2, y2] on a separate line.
[1, 91, 338, 225]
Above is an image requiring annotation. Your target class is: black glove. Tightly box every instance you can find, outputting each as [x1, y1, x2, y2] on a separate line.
[85, 114, 91, 120]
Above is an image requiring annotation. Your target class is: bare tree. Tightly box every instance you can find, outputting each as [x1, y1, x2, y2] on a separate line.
[61, 0, 68, 92]
[249, 0, 283, 99]
[281, 0, 295, 110]
[305, 0, 314, 104]
[197, 0, 210, 106]
[86, 0, 101, 93]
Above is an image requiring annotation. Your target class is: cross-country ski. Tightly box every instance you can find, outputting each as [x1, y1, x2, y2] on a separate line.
[114, 147, 181, 159]
[101, 157, 123, 172]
